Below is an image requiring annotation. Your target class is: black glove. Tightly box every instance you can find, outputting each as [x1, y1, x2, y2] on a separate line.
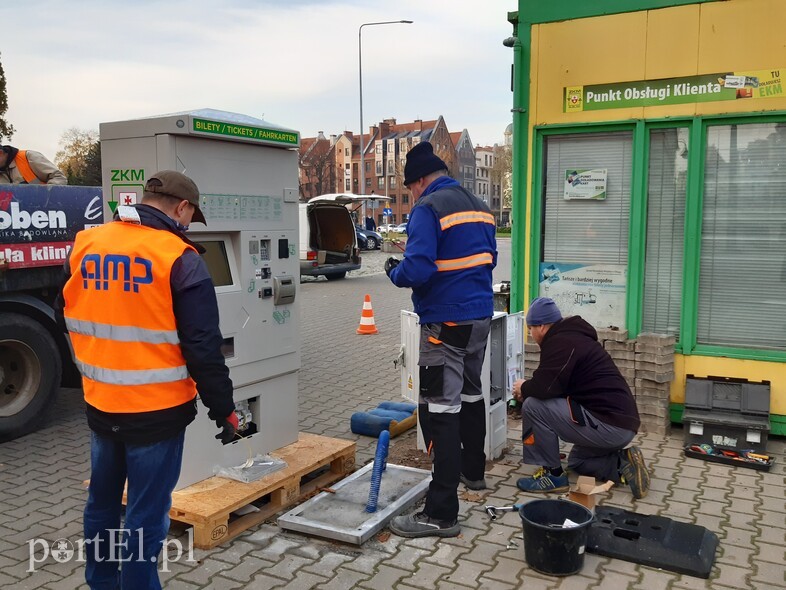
[214, 412, 239, 444]
[385, 257, 400, 277]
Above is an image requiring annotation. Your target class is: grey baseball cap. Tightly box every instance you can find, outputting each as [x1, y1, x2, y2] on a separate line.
[144, 170, 206, 225]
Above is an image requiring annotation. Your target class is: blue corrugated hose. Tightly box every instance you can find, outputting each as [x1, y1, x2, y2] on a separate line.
[365, 429, 390, 513]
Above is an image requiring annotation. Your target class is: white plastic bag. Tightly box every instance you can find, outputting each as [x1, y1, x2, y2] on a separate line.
[214, 454, 286, 483]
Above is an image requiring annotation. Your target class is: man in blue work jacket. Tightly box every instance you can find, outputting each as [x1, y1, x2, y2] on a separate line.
[386, 141, 497, 538]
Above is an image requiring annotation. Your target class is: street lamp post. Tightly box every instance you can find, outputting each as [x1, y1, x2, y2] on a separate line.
[358, 19, 413, 222]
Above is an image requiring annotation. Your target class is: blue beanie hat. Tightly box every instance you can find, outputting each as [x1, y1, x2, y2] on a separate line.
[526, 297, 563, 326]
[404, 142, 448, 186]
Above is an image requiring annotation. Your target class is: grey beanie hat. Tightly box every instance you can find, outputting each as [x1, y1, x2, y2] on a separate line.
[525, 297, 563, 326]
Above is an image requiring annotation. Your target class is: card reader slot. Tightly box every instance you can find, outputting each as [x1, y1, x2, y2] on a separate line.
[273, 275, 296, 305]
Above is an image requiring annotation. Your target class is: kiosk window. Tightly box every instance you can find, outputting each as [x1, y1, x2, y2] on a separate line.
[197, 241, 233, 287]
[642, 128, 687, 338]
[541, 132, 632, 265]
[538, 131, 632, 329]
[697, 122, 786, 350]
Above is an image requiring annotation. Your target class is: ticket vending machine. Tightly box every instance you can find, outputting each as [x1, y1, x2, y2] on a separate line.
[100, 109, 301, 489]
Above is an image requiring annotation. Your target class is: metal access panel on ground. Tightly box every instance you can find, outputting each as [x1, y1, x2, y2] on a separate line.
[100, 109, 302, 490]
[277, 462, 431, 545]
[399, 311, 524, 459]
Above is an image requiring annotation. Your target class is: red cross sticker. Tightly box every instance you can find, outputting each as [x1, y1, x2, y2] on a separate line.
[118, 192, 137, 206]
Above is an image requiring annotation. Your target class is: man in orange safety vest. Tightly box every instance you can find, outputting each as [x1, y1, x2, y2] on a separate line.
[0, 144, 67, 184]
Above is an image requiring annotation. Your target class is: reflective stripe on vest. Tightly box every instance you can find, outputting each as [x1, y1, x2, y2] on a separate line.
[14, 151, 41, 184]
[62, 221, 198, 413]
[435, 252, 494, 272]
[75, 360, 189, 385]
[439, 210, 495, 231]
[65, 317, 180, 344]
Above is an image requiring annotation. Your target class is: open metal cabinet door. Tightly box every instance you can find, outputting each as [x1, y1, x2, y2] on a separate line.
[504, 312, 525, 402]
[486, 311, 524, 460]
[399, 310, 526, 460]
[399, 311, 426, 450]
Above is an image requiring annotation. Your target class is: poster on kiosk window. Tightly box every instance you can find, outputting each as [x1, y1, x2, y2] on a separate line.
[539, 262, 627, 329]
[564, 168, 607, 200]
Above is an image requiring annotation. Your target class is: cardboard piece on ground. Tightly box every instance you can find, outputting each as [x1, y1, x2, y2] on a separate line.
[568, 476, 614, 511]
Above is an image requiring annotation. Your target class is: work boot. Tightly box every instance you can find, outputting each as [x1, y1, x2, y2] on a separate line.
[619, 445, 650, 499]
[516, 467, 569, 493]
[460, 473, 487, 490]
[389, 511, 460, 538]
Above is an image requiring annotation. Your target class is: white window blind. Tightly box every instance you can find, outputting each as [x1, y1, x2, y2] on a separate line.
[542, 132, 632, 264]
[698, 123, 786, 350]
[642, 128, 688, 337]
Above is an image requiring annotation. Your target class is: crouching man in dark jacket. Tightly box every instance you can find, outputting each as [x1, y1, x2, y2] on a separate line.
[513, 297, 650, 499]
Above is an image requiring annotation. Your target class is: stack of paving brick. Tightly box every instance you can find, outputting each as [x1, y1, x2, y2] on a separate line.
[598, 329, 636, 393]
[523, 341, 540, 380]
[634, 333, 676, 436]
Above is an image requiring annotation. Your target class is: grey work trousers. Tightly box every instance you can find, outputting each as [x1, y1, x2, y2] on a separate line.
[521, 396, 636, 483]
[418, 318, 491, 521]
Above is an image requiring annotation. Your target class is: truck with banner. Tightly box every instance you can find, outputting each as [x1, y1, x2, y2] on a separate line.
[0, 184, 104, 440]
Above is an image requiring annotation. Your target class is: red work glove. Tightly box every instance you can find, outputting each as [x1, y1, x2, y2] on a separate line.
[215, 412, 239, 444]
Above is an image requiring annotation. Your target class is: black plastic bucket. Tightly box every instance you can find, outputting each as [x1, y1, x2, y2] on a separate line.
[519, 499, 594, 576]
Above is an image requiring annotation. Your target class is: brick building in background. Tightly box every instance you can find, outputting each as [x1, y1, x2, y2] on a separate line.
[451, 129, 476, 193]
[300, 116, 465, 224]
[475, 145, 502, 220]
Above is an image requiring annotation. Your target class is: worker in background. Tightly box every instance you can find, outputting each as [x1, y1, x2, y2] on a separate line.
[385, 141, 497, 538]
[57, 170, 236, 589]
[512, 297, 650, 498]
[0, 144, 67, 184]
[365, 213, 377, 232]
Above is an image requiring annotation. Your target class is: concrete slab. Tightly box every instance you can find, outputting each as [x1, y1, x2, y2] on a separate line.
[278, 462, 431, 545]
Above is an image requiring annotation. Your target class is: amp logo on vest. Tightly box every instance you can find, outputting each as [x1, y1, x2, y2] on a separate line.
[81, 253, 154, 292]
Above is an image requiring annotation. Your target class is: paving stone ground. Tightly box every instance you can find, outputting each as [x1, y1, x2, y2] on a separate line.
[1, 243, 784, 589]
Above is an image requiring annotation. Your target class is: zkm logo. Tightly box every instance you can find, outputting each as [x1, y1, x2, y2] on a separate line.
[82, 254, 154, 292]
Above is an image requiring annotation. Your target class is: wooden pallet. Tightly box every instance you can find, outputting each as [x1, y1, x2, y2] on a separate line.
[167, 433, 356, 549]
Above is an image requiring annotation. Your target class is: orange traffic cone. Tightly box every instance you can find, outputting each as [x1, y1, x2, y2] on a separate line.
[356, 294, 379, 335]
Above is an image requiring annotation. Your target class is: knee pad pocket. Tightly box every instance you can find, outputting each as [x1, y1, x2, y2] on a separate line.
[419, 364, 444, 398]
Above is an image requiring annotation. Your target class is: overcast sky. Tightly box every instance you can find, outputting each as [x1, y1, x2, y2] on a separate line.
[2, 0, 517, 161]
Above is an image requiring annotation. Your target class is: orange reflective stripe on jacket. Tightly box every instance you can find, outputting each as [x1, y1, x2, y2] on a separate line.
[62, 221, 198, 413]
[439, 210, 495, 231]
[435, 252, 494, 272]
[14, 151, 41, 184]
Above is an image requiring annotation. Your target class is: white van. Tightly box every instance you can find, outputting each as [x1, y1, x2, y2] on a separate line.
[299, 194, 364, 280]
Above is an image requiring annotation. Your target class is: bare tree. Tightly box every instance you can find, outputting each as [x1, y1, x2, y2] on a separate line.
[55, 128, 99, 184]
[299, 139, 335, 199]
[434, 143, 458, 179]
[77, 140, 102, 186]
[491, 144, 513, 211]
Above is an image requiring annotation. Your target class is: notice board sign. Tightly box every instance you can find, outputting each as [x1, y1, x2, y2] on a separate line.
[564, 169, 607, 200]
[539, 262, 627, 329]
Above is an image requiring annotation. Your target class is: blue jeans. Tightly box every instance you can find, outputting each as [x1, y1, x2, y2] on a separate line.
[84, 430, 185, 590]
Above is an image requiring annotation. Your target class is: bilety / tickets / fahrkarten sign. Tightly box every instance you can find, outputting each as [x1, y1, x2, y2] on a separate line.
[564, 69, 784, 112]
